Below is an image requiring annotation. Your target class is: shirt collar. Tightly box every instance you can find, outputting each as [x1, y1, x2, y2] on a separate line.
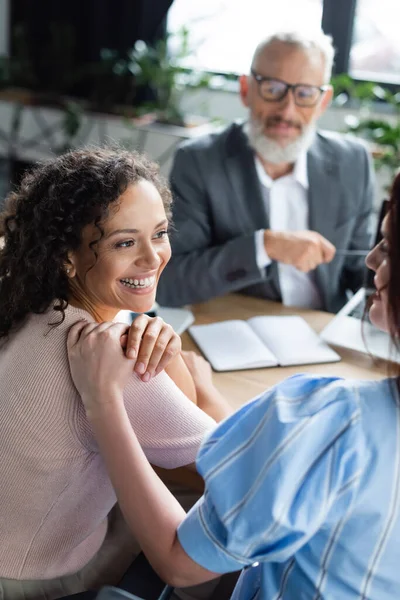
[293, 150, 309, 189]
[254, 149, 309, 190]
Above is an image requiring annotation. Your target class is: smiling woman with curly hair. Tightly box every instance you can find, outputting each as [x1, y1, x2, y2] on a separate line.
[0, 148, 229, 600]
[0, 147, 171, 337]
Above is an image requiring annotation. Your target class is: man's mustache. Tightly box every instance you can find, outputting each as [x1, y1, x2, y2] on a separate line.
[265, 116, 302, 130]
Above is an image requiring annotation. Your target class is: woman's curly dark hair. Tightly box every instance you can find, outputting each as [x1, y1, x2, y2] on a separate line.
[0, 147, 172, 339]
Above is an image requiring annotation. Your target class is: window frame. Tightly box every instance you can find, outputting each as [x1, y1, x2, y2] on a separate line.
[323, 0, 399, 90]
[322, 0, 357, 75]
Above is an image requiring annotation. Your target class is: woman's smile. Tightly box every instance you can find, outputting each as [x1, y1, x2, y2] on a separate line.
[118, 274, 157, 295]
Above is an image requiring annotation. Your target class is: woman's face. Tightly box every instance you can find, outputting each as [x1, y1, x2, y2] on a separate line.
[68, 180, 171, 321]
[365, 214, 390, 332]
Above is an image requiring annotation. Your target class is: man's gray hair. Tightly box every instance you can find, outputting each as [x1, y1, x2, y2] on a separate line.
[251, 30, 335, 83]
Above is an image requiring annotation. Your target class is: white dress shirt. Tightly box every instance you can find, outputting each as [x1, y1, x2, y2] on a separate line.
[254, 153, 323, 309]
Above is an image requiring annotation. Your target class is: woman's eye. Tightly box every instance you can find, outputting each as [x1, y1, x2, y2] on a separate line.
[116, 239, 134, 248]
[154, 230, 169, 239]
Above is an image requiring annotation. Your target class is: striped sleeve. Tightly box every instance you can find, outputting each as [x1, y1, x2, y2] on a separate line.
[178, 374, 366, 573]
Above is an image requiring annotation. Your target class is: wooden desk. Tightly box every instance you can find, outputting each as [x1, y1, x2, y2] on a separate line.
[182, 293, 389, 412]
[158, 294, 389, 492]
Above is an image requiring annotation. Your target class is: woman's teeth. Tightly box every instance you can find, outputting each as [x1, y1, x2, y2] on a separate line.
[120, 276, 155, 289]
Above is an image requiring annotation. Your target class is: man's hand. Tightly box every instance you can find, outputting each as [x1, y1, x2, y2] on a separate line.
[264, 230, 336, 272]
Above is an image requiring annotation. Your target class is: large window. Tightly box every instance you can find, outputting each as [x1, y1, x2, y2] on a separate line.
[168, 0, 323, 74]
[349, 0, 400, 84]
[168, 0, 399, 85]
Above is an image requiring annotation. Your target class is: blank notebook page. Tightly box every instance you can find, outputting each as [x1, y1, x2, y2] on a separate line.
[189, 320, 278, 371]
[248, 315, 341, 366]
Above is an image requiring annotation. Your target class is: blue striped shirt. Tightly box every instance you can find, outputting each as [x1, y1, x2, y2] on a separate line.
[178, 374, 400, 599]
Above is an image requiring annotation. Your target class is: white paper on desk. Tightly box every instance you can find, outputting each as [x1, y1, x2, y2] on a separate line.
[248, 315, 341, 366]
[189, 320, 278, 371]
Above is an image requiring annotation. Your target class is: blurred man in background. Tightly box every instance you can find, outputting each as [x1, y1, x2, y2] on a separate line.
[157, 30, 375, 313]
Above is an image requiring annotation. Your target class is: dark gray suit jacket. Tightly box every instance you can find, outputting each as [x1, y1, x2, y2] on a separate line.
[157, 121, 375, 313]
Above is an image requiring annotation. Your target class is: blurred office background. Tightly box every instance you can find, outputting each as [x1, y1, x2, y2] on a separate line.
[0, 0, 399, 206]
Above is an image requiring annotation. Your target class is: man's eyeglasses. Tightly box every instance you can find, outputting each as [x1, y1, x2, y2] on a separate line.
[251, 69, 329, 107]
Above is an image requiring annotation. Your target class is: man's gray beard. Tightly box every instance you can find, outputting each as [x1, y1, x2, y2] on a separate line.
[244, 117, 316, 165]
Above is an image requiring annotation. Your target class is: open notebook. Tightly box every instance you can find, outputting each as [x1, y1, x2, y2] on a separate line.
[189, 316, 341, 372]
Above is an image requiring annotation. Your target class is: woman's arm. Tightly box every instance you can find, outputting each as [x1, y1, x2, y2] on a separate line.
[181, 351, 233, 422]
[164, 353, 197, 404]
[164, 351, 236, 421]
[88, 398, 218, 587]
[66, 321, 224, 586]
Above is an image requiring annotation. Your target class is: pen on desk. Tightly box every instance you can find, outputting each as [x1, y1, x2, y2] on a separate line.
[335, 249, 370, 257]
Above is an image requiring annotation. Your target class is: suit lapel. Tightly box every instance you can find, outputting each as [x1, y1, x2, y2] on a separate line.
[308, 135, 341, 309]
[223, 123, 280, 300]
[224, 124, 270, 231]
[224, 128, 341, 239]
[308, 138, 339, 240]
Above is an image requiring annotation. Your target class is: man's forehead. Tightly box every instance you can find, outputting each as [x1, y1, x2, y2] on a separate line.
[254, 42, 325, 76]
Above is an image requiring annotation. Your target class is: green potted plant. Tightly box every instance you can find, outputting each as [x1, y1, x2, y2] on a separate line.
[129, 26, 211, 127]
[331, 74, 400, 188]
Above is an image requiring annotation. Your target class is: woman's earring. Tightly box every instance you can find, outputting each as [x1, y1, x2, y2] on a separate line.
[66, 268, 71, 275]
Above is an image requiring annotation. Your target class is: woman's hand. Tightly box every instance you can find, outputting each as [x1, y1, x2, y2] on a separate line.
[124, 315, 182, 382]
[67, 321, 134, 416]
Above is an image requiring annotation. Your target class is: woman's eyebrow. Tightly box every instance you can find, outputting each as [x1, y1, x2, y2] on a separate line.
[106, 220, 168, 239]
[106, 228, 138, 238]
[154, 219, 168, 229]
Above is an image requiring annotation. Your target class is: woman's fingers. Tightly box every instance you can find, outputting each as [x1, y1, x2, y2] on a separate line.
[105, 322, 131, 340]
[68, 321, 129, 352]
[154, 336, 182, 376]
[80, 322, 114, 337]
[67, 320, 88, 349]
[146, 329, 181, 378]
[120, 333, 128, 349]
[67, 321, 114, 351]
[125, 316, 181, 381]
[69, 316, 180, 383]
[125, 314, 152, 360]
[134, 317, 165, 378]
[140, 329, 172, 380]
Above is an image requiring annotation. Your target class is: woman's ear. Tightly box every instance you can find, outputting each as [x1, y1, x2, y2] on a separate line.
[65, 253, 77, 278]
[64, 264, 76, 278]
